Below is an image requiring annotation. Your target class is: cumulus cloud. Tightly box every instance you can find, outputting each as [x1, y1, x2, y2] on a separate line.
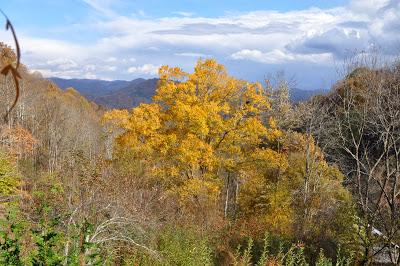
[30, 68, 90, 79]
[127, 64, 160, 75]
[231, 49, 332, 64]
[286, 28, 370, 58]
[45, 58, 79, 70]
[349, 0, 391, 14]
[231, 49, 292, 64]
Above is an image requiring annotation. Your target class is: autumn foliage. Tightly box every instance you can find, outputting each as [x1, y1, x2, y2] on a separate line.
[103, 59, 355, 263]
[2, 40, 396, 264]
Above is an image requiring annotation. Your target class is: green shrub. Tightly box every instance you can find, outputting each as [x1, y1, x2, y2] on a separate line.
[316, 249, 332, 266]
[127, 226, 213, 266]
[158, 226, 213, 266]
[0, 209, 24, 266]
[233, 233, 354, 266]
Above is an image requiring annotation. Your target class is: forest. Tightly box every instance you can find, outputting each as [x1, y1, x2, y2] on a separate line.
[0, 38, 399, 266]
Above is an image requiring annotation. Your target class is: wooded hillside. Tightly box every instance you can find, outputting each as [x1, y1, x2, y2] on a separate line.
[0, 43, 399, 265]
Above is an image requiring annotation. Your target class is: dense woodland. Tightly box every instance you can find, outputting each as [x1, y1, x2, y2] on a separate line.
[0, 42, 399, 265]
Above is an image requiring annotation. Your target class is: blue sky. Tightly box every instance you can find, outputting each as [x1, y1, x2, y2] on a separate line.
[1, 0, 399, 89]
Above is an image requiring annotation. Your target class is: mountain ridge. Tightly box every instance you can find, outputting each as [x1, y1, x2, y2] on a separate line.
[51, 77, 327, 109]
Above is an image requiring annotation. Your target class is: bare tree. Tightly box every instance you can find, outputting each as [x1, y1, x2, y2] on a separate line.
[312, 57, 400, 264]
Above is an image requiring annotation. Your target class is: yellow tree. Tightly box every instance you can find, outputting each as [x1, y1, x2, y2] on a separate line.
[104, 59, 355, 255]
[104, 59, 282, 221]
[239, 130, 355, 245]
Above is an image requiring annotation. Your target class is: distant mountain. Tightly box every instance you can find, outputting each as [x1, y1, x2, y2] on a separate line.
[51, 77, 327, 109]
[93, 78, 158, 109]
[51, 77, 158, 109]
[289, 88, 328, 103]
[50, 77, 133, 97]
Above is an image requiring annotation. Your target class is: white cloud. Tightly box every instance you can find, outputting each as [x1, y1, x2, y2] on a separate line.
[22, 38, 87, 60]
[102, 65, 117, 71]
[82, 0, 116, 17]
[45, 58, 79, 70]
[172, 11, 195, 17]
[231, 49, 291, 64]
[286, 28, 370, 58]
[105, 56, 117, 62]
[136, 10, 147, 17]
[84, 72, 98, 79]
[349, 0, 391, 14]
[174, 52, 211, 57]
[231, 49, 332, 64]
[30, 68, 81, 79]
[85, 64, 97, 71]
[127, 64, 160, 75]
[147, 46, 160, 52]
[3, 0, 398, 86]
